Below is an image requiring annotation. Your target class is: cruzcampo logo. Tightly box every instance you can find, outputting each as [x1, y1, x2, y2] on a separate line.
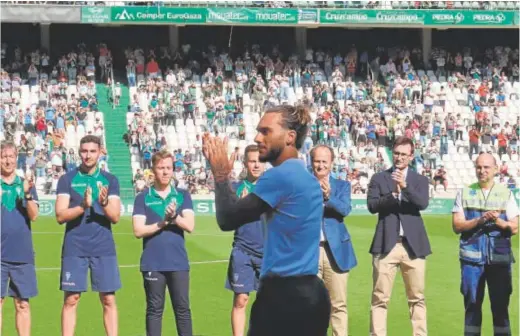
[375, 11, 425, 23]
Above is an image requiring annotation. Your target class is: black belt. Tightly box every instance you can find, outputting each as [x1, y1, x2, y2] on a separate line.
[319, 241, 329, 247]
[397, 236, 406, 243]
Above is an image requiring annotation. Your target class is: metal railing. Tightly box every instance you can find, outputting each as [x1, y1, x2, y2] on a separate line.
[110, 62, 116, 110]
[3, 1, 519, 11]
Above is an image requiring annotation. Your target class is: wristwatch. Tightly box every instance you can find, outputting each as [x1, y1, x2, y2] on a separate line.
[24, 193, 33, 201]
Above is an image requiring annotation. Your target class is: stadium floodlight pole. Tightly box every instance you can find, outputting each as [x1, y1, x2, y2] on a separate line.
[228, 26, 234, 49]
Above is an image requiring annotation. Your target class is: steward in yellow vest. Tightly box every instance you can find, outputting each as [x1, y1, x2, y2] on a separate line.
[452, 153, 519, 336]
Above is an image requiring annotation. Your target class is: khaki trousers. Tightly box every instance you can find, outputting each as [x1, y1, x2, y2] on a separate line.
[318, 243, 349, 336]
[370, 241, 427, 336]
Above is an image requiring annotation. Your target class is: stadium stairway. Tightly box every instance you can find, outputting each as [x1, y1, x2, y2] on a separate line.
[96, 83, 134, 194]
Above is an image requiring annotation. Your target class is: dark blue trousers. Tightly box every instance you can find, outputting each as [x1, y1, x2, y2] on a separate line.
[143, 271, 192, 336]
[461, 263, 512, 336]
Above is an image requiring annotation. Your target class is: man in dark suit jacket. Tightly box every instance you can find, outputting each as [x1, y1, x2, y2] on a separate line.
[311, 145, 357, 336]
[367, 136, 431, 336]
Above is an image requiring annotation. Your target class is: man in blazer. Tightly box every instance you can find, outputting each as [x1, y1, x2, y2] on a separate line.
[367, 136, 431, 336]
[311, 145, 357, 336]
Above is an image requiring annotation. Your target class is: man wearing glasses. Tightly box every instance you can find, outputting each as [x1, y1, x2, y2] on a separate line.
[366, 136, 431, 336]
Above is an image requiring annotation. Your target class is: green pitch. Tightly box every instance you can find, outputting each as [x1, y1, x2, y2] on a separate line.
[2, 215, 518, 336]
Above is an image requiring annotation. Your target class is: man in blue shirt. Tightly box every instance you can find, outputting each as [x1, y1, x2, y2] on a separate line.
[203, 105, 331, 336]
[0, 142, 39, 336]
[55, 135, 121, 336]
[132, 150, 195, 336]
[225, 145, 265, 336]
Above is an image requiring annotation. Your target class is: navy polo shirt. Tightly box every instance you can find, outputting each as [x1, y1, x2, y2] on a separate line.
[56, 167, 120, 257]
[231, 180, 264, 257]
[132, 186, 194, 272]
[1, 176, 39, 264]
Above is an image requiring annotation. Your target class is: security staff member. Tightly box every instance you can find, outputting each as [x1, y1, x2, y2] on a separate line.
[311, 145, 357, 336]
[133, 150, 195, 336]
[452, 153, 518, 336]
[225, 145, 265, 336]
[0, 141, 39, 336]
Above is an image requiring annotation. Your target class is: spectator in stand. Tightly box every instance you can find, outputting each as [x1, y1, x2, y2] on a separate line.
[122, 40, 519, 197]
[1, 43, 110, 196]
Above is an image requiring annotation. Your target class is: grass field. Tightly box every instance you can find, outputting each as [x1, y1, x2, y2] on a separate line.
[2, 215, 518, 336]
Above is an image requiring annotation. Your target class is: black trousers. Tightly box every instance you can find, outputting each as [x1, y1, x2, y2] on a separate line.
[248, 275, 331, 336]
[142, 271, 193, 336]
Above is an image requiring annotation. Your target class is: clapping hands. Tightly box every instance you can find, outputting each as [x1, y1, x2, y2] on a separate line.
[320, 179, 330, 201]
[478, 211, 501, 226]
[202, 135, 232, 183]
[98, 182, 109, 207]
[391, 169, 407, 193]
[164, 201, 177, 224]
[83, 187, 93, 209]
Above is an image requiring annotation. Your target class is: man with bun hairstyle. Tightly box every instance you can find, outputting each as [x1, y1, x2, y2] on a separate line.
[203, 105, 331, 336]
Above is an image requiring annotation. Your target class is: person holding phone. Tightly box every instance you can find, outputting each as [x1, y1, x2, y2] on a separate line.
[132, 149, 195, 336]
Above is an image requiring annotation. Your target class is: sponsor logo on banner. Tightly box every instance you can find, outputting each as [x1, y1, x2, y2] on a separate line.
[473, 13, 506, 23]
[323, 11, 369, 23]
[374, 11, 425, 23]
[298, 9, 318, 24]
[194, 200, 216, 215]
[39, 200, 54, 216]
[430, 12, 465, 24]
[114, 9, 135, 21]
[110, 7, 206, 24]
[81, 6, 111, 24]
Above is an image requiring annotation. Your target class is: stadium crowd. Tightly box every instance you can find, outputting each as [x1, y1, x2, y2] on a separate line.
[124, 41, 520, 196]
[0, 43, 110, 195]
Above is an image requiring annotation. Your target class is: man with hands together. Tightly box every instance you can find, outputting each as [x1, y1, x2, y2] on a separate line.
[132, 150, 195, 336]
[367, 136, 431, 336]
[452, 153, 518, 336]
[311, 145, 357, 336]
[1, 142, 39, 336]
[203, 105, 331, 336]
[55, 135, 121, 336]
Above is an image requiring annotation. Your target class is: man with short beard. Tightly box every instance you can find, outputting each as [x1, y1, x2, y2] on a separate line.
[55, 135, 121, 336]
[204, 105, 331, 336]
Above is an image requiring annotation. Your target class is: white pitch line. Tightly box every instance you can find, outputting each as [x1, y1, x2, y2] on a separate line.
[36, 259, 228, 271]
[32, 232, 231, 237]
